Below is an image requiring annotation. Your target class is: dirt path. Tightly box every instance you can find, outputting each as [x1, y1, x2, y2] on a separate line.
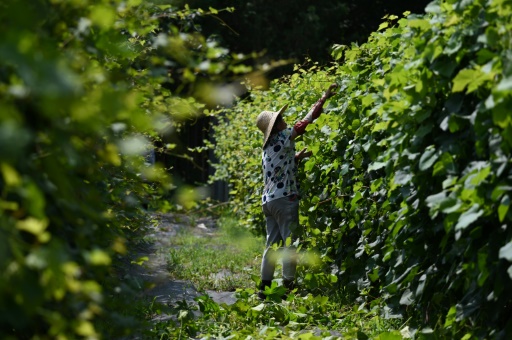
[127, 213, 237, 324]
[121, 212, 347, 339]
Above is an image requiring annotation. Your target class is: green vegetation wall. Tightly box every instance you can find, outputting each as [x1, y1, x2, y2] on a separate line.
[209, 0, 512, 337]
[0, 0, 252, 338]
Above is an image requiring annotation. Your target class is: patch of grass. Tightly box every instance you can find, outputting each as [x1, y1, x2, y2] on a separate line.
[166, 215, 263, 291]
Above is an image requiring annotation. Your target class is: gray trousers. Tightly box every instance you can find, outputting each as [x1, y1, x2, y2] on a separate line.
[260, 195, 300, 282]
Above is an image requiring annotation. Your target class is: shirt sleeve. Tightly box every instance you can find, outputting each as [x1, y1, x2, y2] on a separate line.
[293, 120, 310, 136]
[304, 96, 327, 122]
[293, 95, 328, 136]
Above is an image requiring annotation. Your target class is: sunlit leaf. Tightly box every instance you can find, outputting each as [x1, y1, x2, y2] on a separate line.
[419, 146, 439, 171]
[75, 320, 97, 337]
[16, 217, 48, 236]
[89, 5, 116, 29]
[399, 289, 414, 305]
[498, 195, 510, 222]
[375, 331, 403, 340]
[496, 76, 512, 92]
[452, 68, 492, 93]
[455, 204, 483, 231]
[131, 256, 149, 266]
[368, 161, 386, 171]
[86, 249, 112, 266]
[252, 303, 265, 311]
[1, 163, 21, 186]
[378, 22, 389, 31]
[499, 242, 512, 262]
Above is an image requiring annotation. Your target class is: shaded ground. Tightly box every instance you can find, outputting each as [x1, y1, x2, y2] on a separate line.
[127, 213, 237, 324]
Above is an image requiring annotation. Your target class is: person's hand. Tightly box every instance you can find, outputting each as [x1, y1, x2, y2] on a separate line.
[325, 83, 338, 98]
[295, 147, 313, 161]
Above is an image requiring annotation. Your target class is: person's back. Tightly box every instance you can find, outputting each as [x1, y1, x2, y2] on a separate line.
[255, 83, 338, 300]
[262, 125, 299, 204]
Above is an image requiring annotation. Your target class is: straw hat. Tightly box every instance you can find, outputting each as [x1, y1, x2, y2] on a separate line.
[256, 104, 288, 148]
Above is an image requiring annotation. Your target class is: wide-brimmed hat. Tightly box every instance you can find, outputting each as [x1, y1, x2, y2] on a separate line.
[256, 104, 288, 148]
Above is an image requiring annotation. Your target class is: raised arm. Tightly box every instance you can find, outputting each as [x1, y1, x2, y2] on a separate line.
[291, 83, 338, 140]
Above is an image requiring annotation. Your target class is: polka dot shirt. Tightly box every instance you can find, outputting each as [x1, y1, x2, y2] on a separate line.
[261, 128, 299, 204]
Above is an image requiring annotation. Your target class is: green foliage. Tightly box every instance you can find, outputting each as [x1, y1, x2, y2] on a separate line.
[0, 0, 253, 338]
[152, 290, 403, 339]
[209, 0, 512, 337]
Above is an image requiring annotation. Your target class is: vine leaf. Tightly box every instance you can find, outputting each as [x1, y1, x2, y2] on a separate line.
[399, 289, 414, 306]
[419, 146, 439, 171]
[499, 242, 512, 262]
[455, 204, 483, 231]
[452, 68, 492, 93]
[498, 195, 510, 222]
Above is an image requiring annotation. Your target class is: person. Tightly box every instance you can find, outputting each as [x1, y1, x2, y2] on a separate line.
[255, 83, 338, 300]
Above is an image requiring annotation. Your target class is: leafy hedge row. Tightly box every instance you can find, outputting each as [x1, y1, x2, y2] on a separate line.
[209, 0, 512, 337]
[0, 0, 251, 338]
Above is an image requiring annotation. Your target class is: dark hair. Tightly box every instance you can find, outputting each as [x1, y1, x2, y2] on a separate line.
[270, 115, 283, 135]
